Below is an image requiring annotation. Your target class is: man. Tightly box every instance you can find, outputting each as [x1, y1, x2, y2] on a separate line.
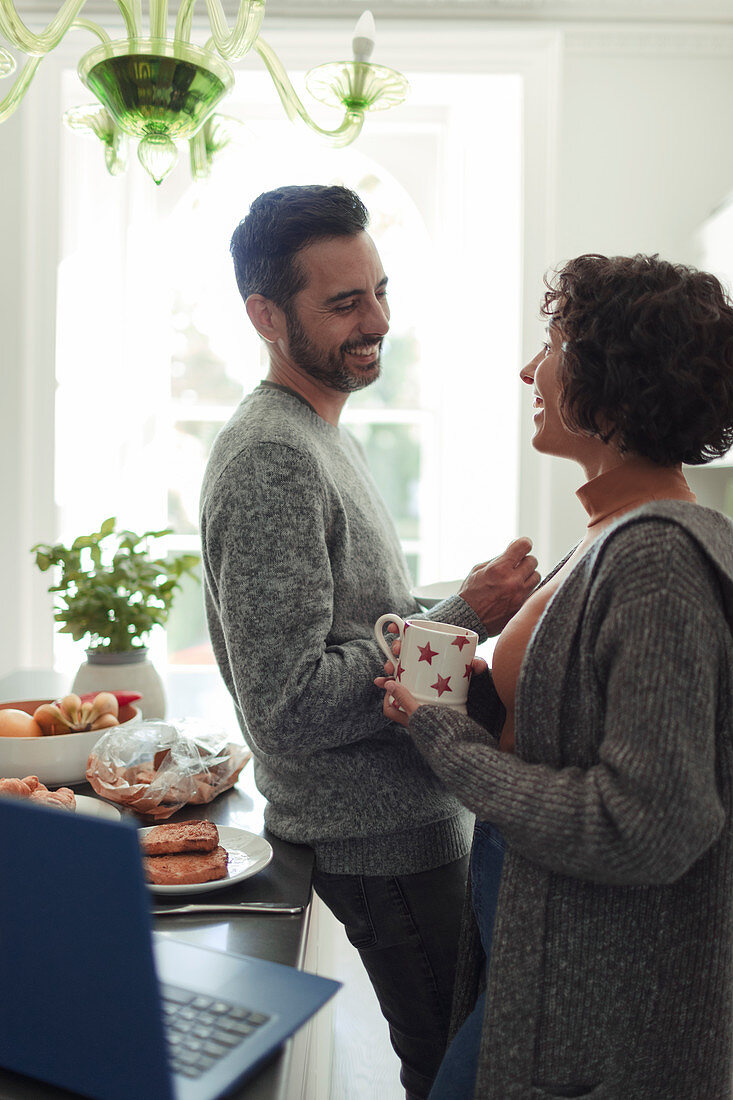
[199, 184, 539, 1099]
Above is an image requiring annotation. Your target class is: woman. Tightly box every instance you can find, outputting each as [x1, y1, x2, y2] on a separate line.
[377, 254, 733, 1099]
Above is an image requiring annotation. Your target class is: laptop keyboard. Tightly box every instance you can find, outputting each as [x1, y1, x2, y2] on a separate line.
[161, 983, 271, 1080]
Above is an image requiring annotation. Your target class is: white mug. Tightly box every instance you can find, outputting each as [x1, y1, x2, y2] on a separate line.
[374, 614, 478, 713]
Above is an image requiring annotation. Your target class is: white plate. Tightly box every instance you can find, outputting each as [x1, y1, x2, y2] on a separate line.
[139, 825, 274, 896]
[412, 579, 462, 609]
[75, 794, 122, 821]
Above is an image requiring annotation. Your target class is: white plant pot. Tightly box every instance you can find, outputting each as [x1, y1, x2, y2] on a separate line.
[71, 647, 166, 719]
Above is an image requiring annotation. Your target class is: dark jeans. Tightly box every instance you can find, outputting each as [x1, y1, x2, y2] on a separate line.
[428, 822, 506, 1100]
[313, 855, 470, 1100]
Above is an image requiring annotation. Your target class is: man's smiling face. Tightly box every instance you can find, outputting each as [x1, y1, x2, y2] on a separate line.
[282, 231, 390, 393]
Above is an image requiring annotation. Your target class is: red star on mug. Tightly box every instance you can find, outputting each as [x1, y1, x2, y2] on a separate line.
[396, 662, 405, 682]
[418, 642, 439, 664]
[451, 635, 470, 651]
[464, 663, 473, 680]
[431, 674, 452, 697]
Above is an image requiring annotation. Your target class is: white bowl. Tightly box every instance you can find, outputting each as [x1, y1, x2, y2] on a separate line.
[412, 579, 463, 609]
[0, 700, 140, 786]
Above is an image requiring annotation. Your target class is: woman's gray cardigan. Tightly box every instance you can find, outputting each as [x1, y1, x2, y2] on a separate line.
[408, 502, 733, 1099]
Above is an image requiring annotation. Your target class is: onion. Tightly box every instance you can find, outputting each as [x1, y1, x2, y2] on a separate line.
[0, 709, 43, 738]
[33, 703, 72, 736]
[90, 713, 119, 731]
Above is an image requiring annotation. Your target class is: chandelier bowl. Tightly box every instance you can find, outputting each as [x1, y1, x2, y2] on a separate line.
[78, 39, 234, 141]
[306, 61, 409, 113]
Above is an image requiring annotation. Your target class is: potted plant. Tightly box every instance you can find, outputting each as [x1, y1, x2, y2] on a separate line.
[32, 517, 199, 719]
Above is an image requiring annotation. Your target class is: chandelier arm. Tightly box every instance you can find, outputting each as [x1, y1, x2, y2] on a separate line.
[0, 0, 90, 55]
[111, 0, 139, 39]
[0, 16, 111, 122]
[104, 129, 127, 175]
[174, 0, 197, 45]
[0, 0, 137, 51]
[71, 18, 112, 45]
[149, 0, 168, 40]
[253, 35, 365, 147]
[202, 0, 264, 60]
[189, 126, 209, 179]
[0, 53, 42, 122]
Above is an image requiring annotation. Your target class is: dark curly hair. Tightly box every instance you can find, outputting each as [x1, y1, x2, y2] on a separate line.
[541, 253, 733, 465]
[230, 184, 369, 307]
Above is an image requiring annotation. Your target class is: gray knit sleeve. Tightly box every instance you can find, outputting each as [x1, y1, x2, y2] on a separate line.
[421, 595, 487, 640]
[407, 525, 729, 886]
[202, 443, 393, 757]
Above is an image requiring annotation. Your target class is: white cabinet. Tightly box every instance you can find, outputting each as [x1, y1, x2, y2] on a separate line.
[685, 461, 733, 516]
[688, 200, 733, 515]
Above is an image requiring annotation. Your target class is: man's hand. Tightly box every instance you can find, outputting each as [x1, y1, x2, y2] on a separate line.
[459, 537, 540, 636]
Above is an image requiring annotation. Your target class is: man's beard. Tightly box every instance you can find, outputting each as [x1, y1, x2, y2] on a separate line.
[284, 305, 382, 393]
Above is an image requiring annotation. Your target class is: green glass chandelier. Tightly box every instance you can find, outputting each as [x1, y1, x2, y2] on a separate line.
[0, 3, 409, 184]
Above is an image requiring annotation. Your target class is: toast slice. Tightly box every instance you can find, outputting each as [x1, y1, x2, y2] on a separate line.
[139, 820, 219, 856]
[144, 845, 229, 886]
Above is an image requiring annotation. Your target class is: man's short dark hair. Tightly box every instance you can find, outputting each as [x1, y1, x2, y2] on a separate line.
[230, 184, 370, 307]
[542, 253, 733, 465]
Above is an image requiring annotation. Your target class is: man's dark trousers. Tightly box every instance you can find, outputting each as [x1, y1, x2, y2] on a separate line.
[313, 854, 470, 1100]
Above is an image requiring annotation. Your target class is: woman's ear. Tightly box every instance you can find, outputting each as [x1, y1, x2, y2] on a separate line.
[245, 294, 285, 344]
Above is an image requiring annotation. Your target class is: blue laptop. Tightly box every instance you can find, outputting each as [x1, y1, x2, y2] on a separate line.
[0, 797, 340, 1100]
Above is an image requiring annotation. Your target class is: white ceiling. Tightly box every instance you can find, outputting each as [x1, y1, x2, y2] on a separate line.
[15, 0, 733, 24]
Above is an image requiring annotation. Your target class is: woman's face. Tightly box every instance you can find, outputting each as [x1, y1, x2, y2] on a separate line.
[520, 325, 610, 470]
[520, 325, 569, 457]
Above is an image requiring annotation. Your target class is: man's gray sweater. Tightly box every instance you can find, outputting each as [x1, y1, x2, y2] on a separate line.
[199, 384, 482, 874]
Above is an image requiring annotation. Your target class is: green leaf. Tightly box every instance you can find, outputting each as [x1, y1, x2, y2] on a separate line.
[142, 527, 174, 540]
[31, 517, 203, 645]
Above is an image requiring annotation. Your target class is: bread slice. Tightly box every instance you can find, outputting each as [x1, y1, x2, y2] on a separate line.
[0, 776, 76, 811]
[28, 786, 76, 812]
[139, 820, 219, 856]
[144, 846, 229, 886]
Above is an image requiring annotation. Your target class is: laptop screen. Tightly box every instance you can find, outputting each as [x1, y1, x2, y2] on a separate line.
[0, 797, 340, 1100]
[0, 798, 174, 1100]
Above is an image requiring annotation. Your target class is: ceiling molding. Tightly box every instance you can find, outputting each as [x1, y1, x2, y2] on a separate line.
[564, 25, 733, 54]
[263, 0, 733, 19]
[12, 0, 733, 24]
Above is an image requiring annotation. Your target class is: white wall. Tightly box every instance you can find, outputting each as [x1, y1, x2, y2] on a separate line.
[3, 19, 733, 674]
[516, 24, 733, 569]
[0, 52, 63, 676]
[0, 108, 25, 677]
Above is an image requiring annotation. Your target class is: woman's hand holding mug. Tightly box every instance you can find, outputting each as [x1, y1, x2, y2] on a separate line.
[374, 613, 483, 724]
[375, 647, 489, 726]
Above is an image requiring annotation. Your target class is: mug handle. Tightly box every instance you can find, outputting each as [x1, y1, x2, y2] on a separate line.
[374, 614, 405, 668]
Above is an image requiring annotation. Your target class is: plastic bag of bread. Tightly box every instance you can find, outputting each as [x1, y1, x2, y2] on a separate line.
[85, 719, 251, 819]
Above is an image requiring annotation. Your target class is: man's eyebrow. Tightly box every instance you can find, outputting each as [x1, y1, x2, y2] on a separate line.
[324, 276, 388, 306]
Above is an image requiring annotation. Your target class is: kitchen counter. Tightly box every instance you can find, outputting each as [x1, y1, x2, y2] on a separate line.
[0, 669, 321, 1100]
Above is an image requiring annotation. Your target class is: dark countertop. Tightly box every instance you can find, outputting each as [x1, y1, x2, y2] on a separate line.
[0, 670, 316, 1100]
[147, 769, 316, 1100]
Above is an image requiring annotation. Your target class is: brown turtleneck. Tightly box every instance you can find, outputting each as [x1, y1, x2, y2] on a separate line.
[492, 458, 696, 752]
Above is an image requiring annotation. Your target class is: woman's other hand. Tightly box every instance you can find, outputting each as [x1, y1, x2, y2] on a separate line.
[382, 634, 400, 677]
[470, 657, 489, 677]
[382, 623, 401, 676]
[374, 677, 420, 726]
